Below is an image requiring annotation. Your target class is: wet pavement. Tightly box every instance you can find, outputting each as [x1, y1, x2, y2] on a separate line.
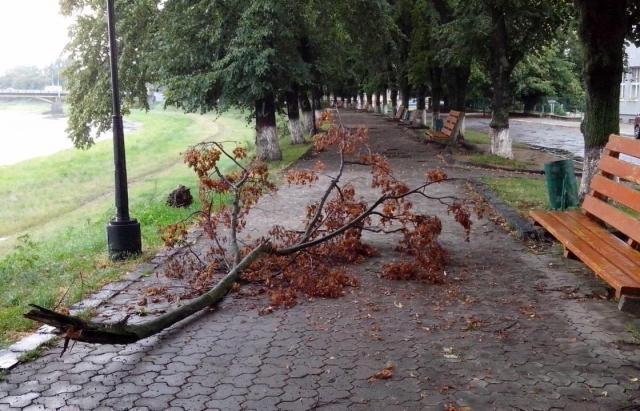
[466, 116, 636, 159]
[1, 112, 640, 410]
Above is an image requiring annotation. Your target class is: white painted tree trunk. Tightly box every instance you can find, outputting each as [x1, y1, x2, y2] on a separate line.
[490, 127, 513, 159]
[300, 110, 314, 136]
[256, 125, 282, 161]
[579, 146, 603, 197]
[409, 110, 417, 124]
[413, 109, 426, 126]
[314, 110, 323, 121]
[288, 118, 305, 144]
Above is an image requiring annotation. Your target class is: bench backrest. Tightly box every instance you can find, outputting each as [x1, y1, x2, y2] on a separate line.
[442, 110, 463, 138]
[584, 134, 640, 245]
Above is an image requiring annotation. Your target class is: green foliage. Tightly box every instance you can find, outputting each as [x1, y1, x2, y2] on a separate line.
[218, 1, 307, 109]
[512, 38, 584, 112]
[59, 0, 398, 149]
[61, 0, 156, 148]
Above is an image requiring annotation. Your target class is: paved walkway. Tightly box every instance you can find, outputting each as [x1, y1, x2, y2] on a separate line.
[2, 112, 640, 410]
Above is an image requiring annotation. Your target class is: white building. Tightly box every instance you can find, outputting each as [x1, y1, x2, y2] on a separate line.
[620, 44, 640, 122]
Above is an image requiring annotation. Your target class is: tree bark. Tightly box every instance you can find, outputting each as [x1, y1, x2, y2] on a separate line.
[375, 92, 382, 113]
[286, 90, 305, 144]
[431, 67, 442, 129]
[575, 0, 627, 196]
[400, 81, 411, 110]
[415, 85, 427, 127]
[382, 89, 388, 114]
[390, 89, 398, 115]
[312, 88, 323, 121]
[488, 8, 514, 159]
[299, 94, 314, 136]
[255, 95, 282, 161]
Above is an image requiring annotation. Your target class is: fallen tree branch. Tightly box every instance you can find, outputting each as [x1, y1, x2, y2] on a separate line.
[24, 242, 271, 345]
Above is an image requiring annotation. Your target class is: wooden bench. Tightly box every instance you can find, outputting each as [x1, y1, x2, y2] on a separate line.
[385, 106, 406, 122]
[425, 110, 464, 144]
[530, 134, 640, 298]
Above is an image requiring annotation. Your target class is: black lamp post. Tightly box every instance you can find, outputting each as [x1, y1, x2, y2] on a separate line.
[106, 0, 141, 260]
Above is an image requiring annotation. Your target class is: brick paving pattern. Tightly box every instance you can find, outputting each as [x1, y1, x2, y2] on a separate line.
[1, 112, 640, 410]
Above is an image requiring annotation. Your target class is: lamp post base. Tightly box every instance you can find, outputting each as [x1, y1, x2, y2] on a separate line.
[107, 219, 142, 260]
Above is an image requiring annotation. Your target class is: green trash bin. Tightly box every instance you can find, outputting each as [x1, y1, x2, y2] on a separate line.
[544, 159, 579, 210]
[435, 118, 444, 132]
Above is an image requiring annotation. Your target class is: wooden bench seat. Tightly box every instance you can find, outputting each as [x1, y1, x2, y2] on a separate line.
[425, 110, 464, 144]
[530, 134, 640, 298]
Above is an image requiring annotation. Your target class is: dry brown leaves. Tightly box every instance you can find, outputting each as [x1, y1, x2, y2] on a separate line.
[368, 362, 395, 382]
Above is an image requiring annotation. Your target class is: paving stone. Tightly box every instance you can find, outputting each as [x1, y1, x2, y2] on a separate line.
[134, 394, 175, 410]
[0, 393, 40, 408]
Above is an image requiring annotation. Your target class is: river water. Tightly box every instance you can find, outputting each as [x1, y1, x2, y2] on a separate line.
[0, 109, 72, 166]
[0, 110, 73, 166]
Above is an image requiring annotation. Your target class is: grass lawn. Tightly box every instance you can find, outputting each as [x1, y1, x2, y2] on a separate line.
[466, 153, 536, 170]
[0, 108, 311, 347]
[464, 129, 529, 149]
[483, 177, 549, 213]
[463, 129, 490, 145]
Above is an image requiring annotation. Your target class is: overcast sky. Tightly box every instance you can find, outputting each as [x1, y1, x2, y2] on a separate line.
[0, 1, 70, 74]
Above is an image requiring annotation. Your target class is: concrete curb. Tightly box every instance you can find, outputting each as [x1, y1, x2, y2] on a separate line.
[0, 262, 158, 371]
[470, 179, 545, 242]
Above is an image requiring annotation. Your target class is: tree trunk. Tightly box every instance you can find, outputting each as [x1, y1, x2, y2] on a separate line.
[375, 92, 382, 113]
[390, 89, 398, 115]
[431, 67, 442, 129]
[365, 93, 372, 112]
[488, 9, 514, 159]
[401, 83, 411, 110]
[286, 90, 305, 144]
[415, 85, 427, 127]
[312, 88, 323, 121]
[382, 89, 388, 114]
[576, 0, 627, 196]
[255, 95, 282, 161]
[299, 95, 314, 136]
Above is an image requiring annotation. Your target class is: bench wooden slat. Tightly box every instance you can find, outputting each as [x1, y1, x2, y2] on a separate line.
[598, 156, 640, 185]
[562, 211, 640, 280]
[606, 134, 640, 159]
[425, 111, 464, 144]
[531, 134, 640, 300]
[590, 174, 640, 214]
[582, 194, 640, 244]
[530, 210, 640, 297]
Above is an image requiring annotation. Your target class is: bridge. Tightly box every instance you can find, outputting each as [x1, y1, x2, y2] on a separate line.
[0, 89, 68, 114]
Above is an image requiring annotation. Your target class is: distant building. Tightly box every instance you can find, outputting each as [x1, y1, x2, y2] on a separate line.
[621, 44, 640, 122]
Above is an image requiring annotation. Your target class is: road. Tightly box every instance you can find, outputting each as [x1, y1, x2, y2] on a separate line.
[466, 116, 636, 159]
